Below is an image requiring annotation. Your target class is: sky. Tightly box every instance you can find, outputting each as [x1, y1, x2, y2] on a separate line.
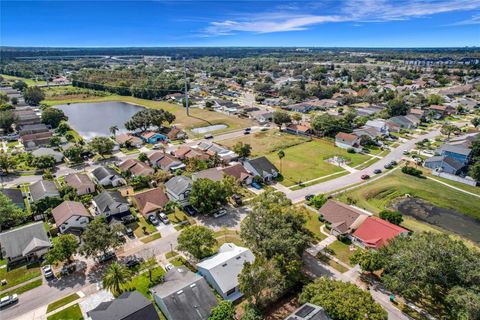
[1, 0, 479, 47]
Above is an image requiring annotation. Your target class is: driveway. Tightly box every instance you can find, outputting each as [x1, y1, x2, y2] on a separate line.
[195, 205, 250, 231]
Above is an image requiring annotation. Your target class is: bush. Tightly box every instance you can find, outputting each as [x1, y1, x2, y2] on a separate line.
[308, 194, 327, 209]
[401, 165, 423, 177]
[347, 147, 356, 153]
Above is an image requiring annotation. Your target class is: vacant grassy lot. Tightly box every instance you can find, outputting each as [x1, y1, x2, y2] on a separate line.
[1, 74, 46, 86]
[266, 139, 370, 187]
[47, 304, 83, 320]
[47, 293, 80, 313]
[218, 130, 309, 156]
[42, 94, 253, 135]
[336, 169, 480, 233]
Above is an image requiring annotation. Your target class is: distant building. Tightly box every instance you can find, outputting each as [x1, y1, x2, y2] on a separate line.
[335, 132, 361, 152]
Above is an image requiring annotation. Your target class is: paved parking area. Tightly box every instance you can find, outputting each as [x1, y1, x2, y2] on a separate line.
[195, 205, 250, 231]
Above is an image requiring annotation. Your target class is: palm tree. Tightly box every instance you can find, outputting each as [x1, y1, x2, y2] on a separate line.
[109, 125, 119, 137]
[277, 150, 285, 174]
[102, 262, 132, 295]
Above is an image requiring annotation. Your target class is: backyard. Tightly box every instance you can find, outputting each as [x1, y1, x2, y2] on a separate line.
[266, 139, 371, 187]
[217, 130, 309, 157]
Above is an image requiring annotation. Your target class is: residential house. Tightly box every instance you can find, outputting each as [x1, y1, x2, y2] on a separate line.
[88, 290, 159, 320]
[174, 146, 210, 161]
[285, 123, 312, 136]
[165, 176, 192, 205]
[197, 243, 255, 301]
[64, 173, 96, 196]
[52, 201, 91, 234]
[29, 180, 60, 202]
[365, 119, 389, 135]
[437, 144, 472, 165]
[243, 156, 279, 182]
[352, 217, 409, 249]
[0, 188, 25, 210]
[92, 190, 130, 220]
[115, 133, 144, 148]
[386, 120, 402, 133]
[388, 115, 419, 130]
[148, 152, 185, 172]
[335, 132, 361, 152]
[353, 126, 382, 140]
[140, 131, 169, 144]
[21, 131, 53, 150]
[221, 163, 253, 185]
[318, 200, 369, 236]
[131, 188, 169, 219]
[19, 123, 50, 136]
[150, 267, 218, 320]
[0, 222, 51, 264]
[161, 127, 186, 141]
[424, 155, 465, 175]
[192, 167, 224, 182]
[14, 108, 41, 126]
[408, 108, 425, 120]
[193, 142, 238, 162]
[91, 166, 127, 187]
[318, 98, 339, 109]
[282, 102, 315, 113]
[118, 159, 154, 177]
[32, 147, 64, 163]
[285, 303, 332, 320]
[250, 110, 273, 123]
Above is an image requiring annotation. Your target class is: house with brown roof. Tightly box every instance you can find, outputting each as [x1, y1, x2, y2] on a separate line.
[428, 104, 455, 119]
[52, 201, 91, 234]
[64, 173, 96, 196]
[221, 163, 253, 185]
[131, 188, 169, 219]
[174, 146, 210, 161]
[21, 131, 53, 150]
[148, 152, 185, 172]
[115, 133, 144, 148]
[285, 123, 312, 136]
[335, 132, 361, 152]
[118, 159, 154, 177]
[318, 200, 369, 236]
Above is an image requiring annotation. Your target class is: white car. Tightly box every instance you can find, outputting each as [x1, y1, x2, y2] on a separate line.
[213, 209, 227, 218]
[42, 265, 54, 279]
[0, 294, 18, 308]
[165, 263, 174, 271]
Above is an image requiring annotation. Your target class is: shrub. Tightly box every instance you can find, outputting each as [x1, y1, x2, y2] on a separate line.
[401, 165, 423, 177]
[347, 147, 356, 153]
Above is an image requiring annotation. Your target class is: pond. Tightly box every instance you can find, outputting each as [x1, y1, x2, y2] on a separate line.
[55, 101, 144, 139]
[394, 197, 480, 243]
[190, 124, 227, 134]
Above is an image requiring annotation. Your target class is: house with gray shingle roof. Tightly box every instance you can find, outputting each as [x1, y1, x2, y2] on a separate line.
[29, 180, 60, 202]
[92, 190, 130, 221]
[0, 222, 51, 263]
[165, 176, 192, 205]
[243, 156, 279, 182]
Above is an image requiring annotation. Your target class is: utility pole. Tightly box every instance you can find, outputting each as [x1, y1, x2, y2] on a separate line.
[183, 58, 189, 116]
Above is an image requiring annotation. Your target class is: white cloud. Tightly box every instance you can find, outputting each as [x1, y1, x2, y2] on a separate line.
[203, 0, 480, 36]
[449, 13, 480, 25]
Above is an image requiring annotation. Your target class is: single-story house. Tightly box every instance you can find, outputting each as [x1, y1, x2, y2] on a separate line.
[118, 159, 154, 177]
[52, 201, 91, 234]
[148, 152, 185, 172]
[388, 115, 419, 130]
[192, 167, 224, 182]
[0, 188, 25, 210]
[197, 243, 255, 301]
[150, 267, 218, 320]
[21, 131, 53, 150]
[91, 166, 127, 187]
[19, 123, 50, 136]
[285, 123, 312, 136]
[165, 176, 192, 205]
[64, 173, 96, 196]
[250, 110, 273, 123]
[424, 155, 464, 175]
[93, 190, 130, 220]
[32, 147, 64, 163]
[386, 120, 402, 133]
[335, 132, 361, 152]
[115, 133, 144, 148]
[131, 188, 169, 219]
[161, 127, 186, 141]
[318, 200, 369, 236]
[409, 108, 425, 119]
[243, 156, 279, 182]
[88, 290, 159, 320]
[285, 303, 332, 320]
[140, 131, 169, 144]
[352, 217, 409, 249]
[0, 222, 51, 264]
[194, 142, 238, 162]
[174, 146, 210, 161]
[365, 119, 389, 135]
[353, 126, 382, 140]
[438, 144, 472, 165]
[428, 105, 453, 119]
[221, 163, 253, 185]
[29, 179, 60, 202]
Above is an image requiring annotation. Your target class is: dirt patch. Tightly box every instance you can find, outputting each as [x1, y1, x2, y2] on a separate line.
[394, 197, 480, 243]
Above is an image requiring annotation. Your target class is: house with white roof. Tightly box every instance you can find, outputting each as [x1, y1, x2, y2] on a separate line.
[196, 243, 255, 301]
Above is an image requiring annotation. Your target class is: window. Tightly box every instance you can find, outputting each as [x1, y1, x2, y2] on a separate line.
[225, 288, 236, 296]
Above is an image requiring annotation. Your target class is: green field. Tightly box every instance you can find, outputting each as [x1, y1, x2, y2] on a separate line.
[47, 304, 83, 320]
[47, 293, 80, 313]
[327, 240, 357, 266]
[0, 262, 41, 290]
[336, 169, 480, 233]
[217, 130, 309, 156]
[266, 139, 370, 187]
[42, 93, 254, 135]
[128, 266, 166, 297]
[1, 74, 46, 86]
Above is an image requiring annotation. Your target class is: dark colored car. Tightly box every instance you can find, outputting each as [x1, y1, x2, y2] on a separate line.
[373, 169, 382, 174]
[244, 127, 252, 131]
[361, 174, 370, 180]
[125, 258, 140, 268]
[384, 163, 393, 169]
[390, 160, 398, 166]
[243, 130, 250, 135]
[232, 194, 242, 205]
[204, 134, 213, 139]
[98, 251, 116, 263]
[305, 194, 314, 201]
[183, 205, 198, 216]
[126, 228, 134, 238]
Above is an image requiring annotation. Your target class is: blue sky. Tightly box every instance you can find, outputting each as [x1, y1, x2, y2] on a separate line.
[1, 0, 479, 47]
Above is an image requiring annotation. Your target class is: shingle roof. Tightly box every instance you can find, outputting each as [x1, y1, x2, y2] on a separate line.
[192, 168, 224, 182]
[318, 200, 368, 234]
[247, 156, 278, 176]
[52, 201, 91, 226]
[64, 173, 95, 189]
[0, 188, 24, 207]
[93, 190, 128, 214]
[221, 164, 252, 182]
[150, 267, 218, 320]
[439, 144, 472, 156]
[88, 290, 159, 320]
[29, 180, 59, 202]
[91, 166, 118, 181]
[335, 132, 358, 143]
[165, 176, 192, 196]
[0, 222, 51, 259]
[353, 217, 408, 249]
[131, 188, 169, 216]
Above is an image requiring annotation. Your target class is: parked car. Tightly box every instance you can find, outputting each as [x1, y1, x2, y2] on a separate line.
[204, 134, 213, 139]
[243, 130, 250, 135]
[159, 212, 170, 224]
[390, 160, 397, 166]
[125, 258, 140, 268]
[373, 169, 382, 174]
[165, 263, 174, 271]
[384, 163, 393, 169]
[260, 127, 268, 131]
[305, 194, 314, 201]
[0, 294, 18, 308]
[361, 174, 370, 180]
[232, 194, 242, 206]
[251, 182, 262, 190]
[244, 127, 251, 131]
[183, 205, 198, 216]
[60, 262, 77, 276]
[126, 228, 134, 238]
[152, 144, 164, 150]
[213, 209, 227, 218]
[149, 215, 160, 225]
[42, 265, 54, 279]
[98, 251, 116, 263]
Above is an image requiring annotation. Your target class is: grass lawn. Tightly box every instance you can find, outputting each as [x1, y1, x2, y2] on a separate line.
[47, 303, 83, 320]
[42, 94, 254, 135]
[129, 266, 166, 297]
[0, 279, 43, 298]
[47, 293, 80, 313]
[354, 157, 380, 170]
[141, 233, 161, 244]
[167, 208, 189, 224]
[327, 240, 357, 266]
[165, 251, 178, 259]
[316, 253, 349, 273]
[214, 235, 245, 250]
[169, 256, 187, 267]
[266, 139, 370, 187]
[336, 169, 480, 233]
[213, 229, 240, 238]
[126, 213, 157, 238]
[301, 207, 327, 243]
[1, 74, 46, 86]
[0, 262, 41, 290]
[217, 130, 309, 157]
[424, 173, 480, 196]
[290, 170, 349, 190]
